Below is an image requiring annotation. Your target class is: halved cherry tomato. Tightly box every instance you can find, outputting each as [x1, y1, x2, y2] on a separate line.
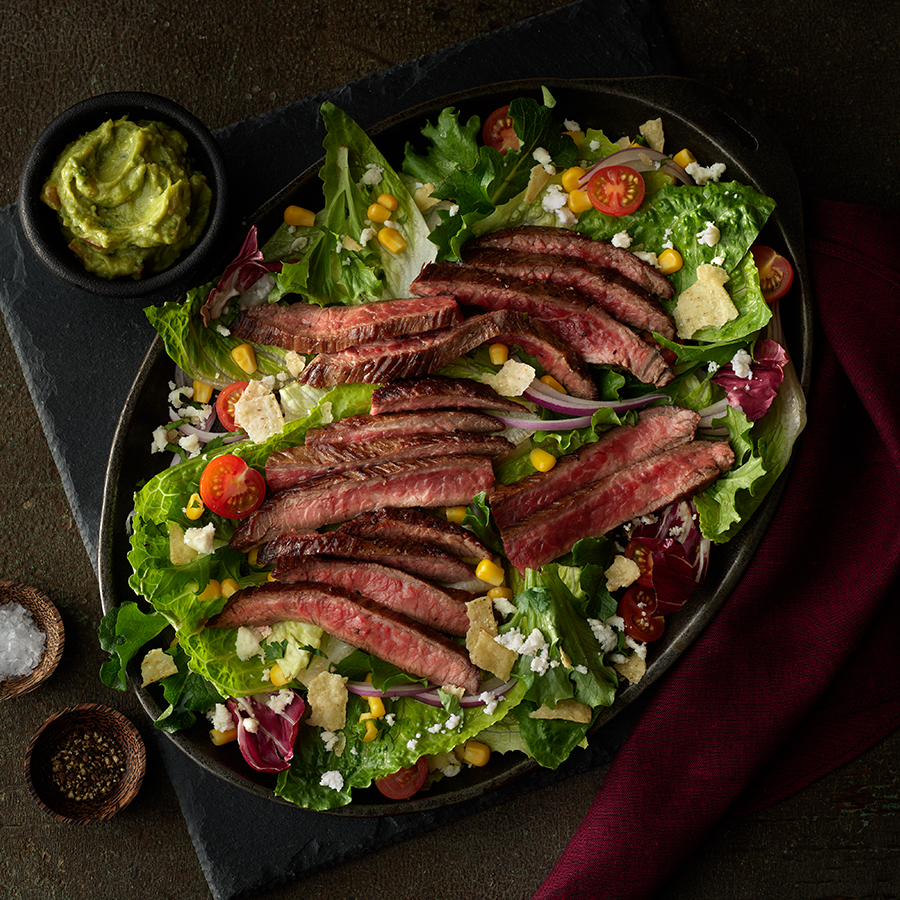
[617, 585, 665, 643]
[215, 381, 249, 433]
[199, 454, 266, 519]
[374, 756, 429, 800]
[586, 165, 645, 216]
[482, 105, 519, 154]
[751, 245, 794, 303]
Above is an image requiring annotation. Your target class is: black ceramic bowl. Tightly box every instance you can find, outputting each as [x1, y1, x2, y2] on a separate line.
[18, 91, 229, 299]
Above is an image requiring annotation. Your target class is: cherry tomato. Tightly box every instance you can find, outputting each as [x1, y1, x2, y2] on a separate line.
[751, 245, 794, 303]
[215, 381, 249, 433]
[617, 585, 665, 643]
[374, 757, 429, 800]
[482, 105, 519, 154]
[199, 454, 266, 519]
[624, 539, 655, 588]
[586, 165, 645, 216]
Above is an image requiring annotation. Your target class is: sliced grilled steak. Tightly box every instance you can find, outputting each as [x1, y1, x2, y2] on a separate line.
[298, 309, 600, 399]
[230, 295, 462, 354]
[269, 557, 471, 636]
[208, 581, 481, 693]
[266, 432, 514, 489]
[411, 264, 672, 386]
[490, 406, 701, 529]
[369, 375, 527, 416]
[500, 440, 735, 572]
[304, 409, 504, 448]
[338, 507, 491, 562]
[258, 530, 477, 585]
[230, 455, 496, 550]
[468, 225, 675, 301]
[457, 248, 675, 339]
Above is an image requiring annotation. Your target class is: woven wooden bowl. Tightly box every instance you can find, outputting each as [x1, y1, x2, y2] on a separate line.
[0, 581, 65, 699]
[24, 704, 147, 823]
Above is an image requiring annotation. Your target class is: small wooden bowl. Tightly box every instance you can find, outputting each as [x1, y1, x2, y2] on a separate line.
[24, 704, 147, 823]
[0, 581, 65, 699]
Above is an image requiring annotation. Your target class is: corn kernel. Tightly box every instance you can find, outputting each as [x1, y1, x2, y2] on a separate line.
[443, 506, 467, 524]
[476, 558, 506, 587]
[539, 375, 567, 394]
[269, 662, 290, 687]
[376, 193, 399, 211]
[209, 727, 238, 746]
[220, 577, 240, 598]
[487, 586, 514, 602]
[267, 571, 277, 582]
[657, 248, 684, 275]
[192, 380, 214, 404]
[458, 740, 491, 767]
[366, 694, 386, 718]
[185, 493, 204, 520]
[231, 343, 257, 374]
[560, 166, 585, 193]
[247, 547, 259, 567]
[378, 227, 407, 254]
[488, 342, 509, 366]
[197, 579, 221, 602]
[673, 148, 696, 169]
[360, 717, 379, 742]
[567, 189, 593, 214]
[367, 202, 392, 223]
[530, 448, 557, 473]
[284, 205, 316, 227]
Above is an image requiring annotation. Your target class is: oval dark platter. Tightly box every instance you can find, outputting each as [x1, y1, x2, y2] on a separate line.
[98, 76, 812, 816]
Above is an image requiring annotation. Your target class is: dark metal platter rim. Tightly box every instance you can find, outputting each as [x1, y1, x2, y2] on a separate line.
[98, 75, 812, 817]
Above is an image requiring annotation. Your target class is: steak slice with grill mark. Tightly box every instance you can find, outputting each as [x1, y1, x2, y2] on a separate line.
[207, 581, 481, 694]
[337, 507, 491, 562]
[230, 295, 462, 354]
[410, 264, 672, 386]
[229, 455, 496, 551]
[500, 440, 735, 572]
[457, 247, 675, 339]
[258, 529, 477, 585]
[490, 406, 701, 529]
[298, 309, 600, 399]
[468, 225, 675, 300]
[268, 556, 471, 636]
[265, 432, 514, 489]
[369, 375, 528, 416]
[304, 409, 504, 448]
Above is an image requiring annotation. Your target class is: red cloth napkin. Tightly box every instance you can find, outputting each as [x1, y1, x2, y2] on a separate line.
[534, 198, 900, 900]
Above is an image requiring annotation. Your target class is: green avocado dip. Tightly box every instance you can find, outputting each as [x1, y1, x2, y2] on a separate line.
[40, 117, 212, 280]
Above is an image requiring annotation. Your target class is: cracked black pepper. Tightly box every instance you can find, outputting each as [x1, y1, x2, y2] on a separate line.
[49, 728, 126, 801]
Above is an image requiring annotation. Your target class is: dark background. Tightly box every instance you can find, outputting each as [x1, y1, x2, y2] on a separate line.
[2, 2, 898, 899]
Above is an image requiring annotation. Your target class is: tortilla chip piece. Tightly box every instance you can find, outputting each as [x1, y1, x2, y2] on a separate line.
[466, 597, 517, 680]
[529, 699, 592, 724]
[673, 264, 738, 339]
[141, 647, 178, 686]
[639, 117, 665, 153]
[614, 653, 647, 685]
[168, 521, 198, 566]
[305, 671, 349, 732]
[605, 554, 640, 592]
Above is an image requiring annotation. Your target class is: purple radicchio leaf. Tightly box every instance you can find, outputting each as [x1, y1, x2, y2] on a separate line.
[200, 226, 284, 325]
[226, 689, 306, 773]
[711, 339, 788, 422]
[629, 500, 710, 614]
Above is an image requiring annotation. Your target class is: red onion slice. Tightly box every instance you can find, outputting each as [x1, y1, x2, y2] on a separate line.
[578, 147, 693, 188]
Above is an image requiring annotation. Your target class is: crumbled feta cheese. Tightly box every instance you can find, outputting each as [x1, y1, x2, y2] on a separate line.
[685, 160, 726, 185]
[320, 730, 342, 752]
[267, 688, 296, 714]
[320, 770, 344, 791]
[479, 691, 499, 715]
[384, 713, 396, 726]
[235, 626, 263, 661]
[290, 234, 309, 253]
[407, 738, 419, 751]
[183, 523, 216, 556]
[633, 250, 659, 268]
[495, 628, 526, 654]
[589, 139, 601, 152]
[283, 350, 306, 379]
[428, 752, 462, 778]
[708, 360, 721, 374]
[208, 703, 235, 733]
[520, 629, 549, 657]
[178, 433, 201, 458]
[588, 618, 619, 653]
[444, 714, 461, 731]
[359, 163, 383, 186]
[359, 226, 377, 246]
[233, 379, 285, 443]
[491, 595, 517, 618]
[243, 717, 259, 734]
[624, 635, 648, 660]
[532, 146, 555, 174]
[697, 221, 721, 247]
[611, 231, 632, 249]
[481, 359, 535, 397]
[541, 183, 568, 211]
[730, 348, 753, 378]
[574, 664, 588, 675]
[711, 254, 725, 266]
[216, 323, 231, 337]
[428, 722, 443, 734]
[564, 119, 581, 131]
[151, 425, 173, 454]
[554, 205, 577, 227]
[448, 204, 459, 217]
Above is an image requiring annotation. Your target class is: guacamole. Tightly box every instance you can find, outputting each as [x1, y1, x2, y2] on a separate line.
[40, 117, 212, 280]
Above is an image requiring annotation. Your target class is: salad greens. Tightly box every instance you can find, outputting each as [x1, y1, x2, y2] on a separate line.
[102, 89, 806, 810]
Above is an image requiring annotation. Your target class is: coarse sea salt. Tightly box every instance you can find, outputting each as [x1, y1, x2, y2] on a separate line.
[0, 602, 46, 679]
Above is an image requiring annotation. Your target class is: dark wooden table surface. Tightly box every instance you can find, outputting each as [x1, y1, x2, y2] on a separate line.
[2, 2, 898, 899]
